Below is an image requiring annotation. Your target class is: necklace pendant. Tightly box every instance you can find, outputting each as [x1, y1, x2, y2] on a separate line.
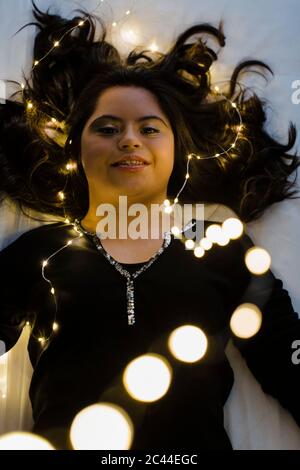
[74, 219, 174, 327]
[128, 314, 135, 325]
[127, 278, 135, 325]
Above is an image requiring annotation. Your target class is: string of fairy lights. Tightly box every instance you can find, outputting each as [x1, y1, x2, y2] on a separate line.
[0, 0, 273, 449]
[22, 0, 243, 227]
[163, 88, 242, 213]
[20, 0, 255, 343]
[25, 85, 244, 344]
[26, 84, 242, 225]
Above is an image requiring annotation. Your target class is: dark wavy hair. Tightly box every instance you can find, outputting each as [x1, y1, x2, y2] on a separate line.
[0, 0, 299, 223]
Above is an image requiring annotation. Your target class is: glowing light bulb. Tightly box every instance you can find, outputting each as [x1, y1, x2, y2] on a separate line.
[52, 322, 59, 331]
[50, 287, 55, 295]
[149, 42, 158, 52]
[58, 191, 65, 200]
[244, 247, 271, 275]
[0, 432, 54, 450]
[230, 303, 262, 338]
[200, 238, 213, 250]
[222, 218, 243, 240]
[205, 224, 223, 243]
[123, 353, 172, 402]
[194, 246, 205, 258]
[185, 239, 195, 250]
[70, 403, 133, 450]
[171, 226, 181, 236]
[66, 161, 77, 171]
[168, 324, 208, 363]
[215, 232, 230, 246]
[78, 20, 84, 26]
[42, 260, 48, 267]
[122, 28, 138, 44]
[34, 60, 39, 66]
[164, 205, 173, 214]
[27, 102, 33, 110]
[53, 41, 59, 47]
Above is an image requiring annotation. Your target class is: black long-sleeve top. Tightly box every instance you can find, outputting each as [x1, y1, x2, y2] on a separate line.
[0, 219, 299, 450]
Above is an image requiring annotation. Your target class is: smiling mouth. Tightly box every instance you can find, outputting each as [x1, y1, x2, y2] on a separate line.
[111, 163, 149, 171]
[111, 161, 150, 170]
[111, 162, 149, 167]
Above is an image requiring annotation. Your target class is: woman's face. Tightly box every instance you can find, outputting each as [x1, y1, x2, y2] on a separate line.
[80, 86, 175, 207]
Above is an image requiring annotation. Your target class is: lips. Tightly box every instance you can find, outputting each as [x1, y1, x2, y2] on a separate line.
[111, 155, 150, 166]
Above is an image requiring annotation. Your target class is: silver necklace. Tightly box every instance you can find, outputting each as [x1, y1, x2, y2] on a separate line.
[73, 219, 174, 326]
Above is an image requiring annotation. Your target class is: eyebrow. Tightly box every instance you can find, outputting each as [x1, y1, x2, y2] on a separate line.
[89, 114, 168, 129]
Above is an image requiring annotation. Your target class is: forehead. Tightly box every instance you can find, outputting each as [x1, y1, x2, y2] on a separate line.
[91, 86, 167, 120]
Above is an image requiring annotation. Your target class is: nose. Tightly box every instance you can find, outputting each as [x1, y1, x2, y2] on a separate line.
[118, 126, 142, 151]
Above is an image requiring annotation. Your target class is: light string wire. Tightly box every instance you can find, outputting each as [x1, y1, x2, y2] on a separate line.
[20, 3, 245, 338]
[167, 86, 243, 209]
[1, 6, 269, 449]
[22, 0, 133, 78]
[19, 2, 243, 224]
[18, 0, 101, 118]
[20, 2, 138, 218]
[30, 232, 83, 345]
[60, 87, 243, 232]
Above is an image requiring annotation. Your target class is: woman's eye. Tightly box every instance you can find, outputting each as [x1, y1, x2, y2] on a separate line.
[142, 127, 159, 134]
[96, 127, 159, 135]
[96, 127, 117, 134]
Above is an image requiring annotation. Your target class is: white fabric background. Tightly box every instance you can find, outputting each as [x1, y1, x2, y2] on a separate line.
[0, 0, 300, 449]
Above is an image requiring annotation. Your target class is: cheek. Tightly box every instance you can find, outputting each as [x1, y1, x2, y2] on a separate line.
[81, 135, 108, 170]
[160, 139, 175, 172]
[152, 136, 174, 161]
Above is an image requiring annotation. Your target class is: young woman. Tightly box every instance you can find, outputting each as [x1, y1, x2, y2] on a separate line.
[0, 2, 299, 450]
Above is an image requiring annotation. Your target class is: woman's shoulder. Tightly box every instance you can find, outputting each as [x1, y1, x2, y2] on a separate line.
[177, 202, 238, 224]
[0, 198, 72, 251]
[0, 219, 74, 258]
[202, 203, 239, 223]
[182, 203, 239, 233]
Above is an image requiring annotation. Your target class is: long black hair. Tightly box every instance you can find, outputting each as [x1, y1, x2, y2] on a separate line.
[0, 0, 299, 223]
